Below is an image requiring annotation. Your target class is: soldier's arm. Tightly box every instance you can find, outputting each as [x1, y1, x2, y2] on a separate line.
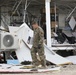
[38, 30, 44, 45]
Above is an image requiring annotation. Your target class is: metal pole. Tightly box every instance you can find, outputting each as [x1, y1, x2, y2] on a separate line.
[12, 0, 22, 16]
[23, 0, 32, 23]
[45, 0, 51, 47]
[23, 0, 27, 23]
[66, 6, 76, 20]
[0, 7, 1, 26]
[11, 1, 18, 12]
[54, 3, 57, 33]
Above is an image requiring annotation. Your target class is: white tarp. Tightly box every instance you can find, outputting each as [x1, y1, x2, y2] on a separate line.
[66, 56, 76, 64]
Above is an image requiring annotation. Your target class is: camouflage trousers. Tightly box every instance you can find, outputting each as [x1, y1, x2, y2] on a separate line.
[31, 46, 46, 67]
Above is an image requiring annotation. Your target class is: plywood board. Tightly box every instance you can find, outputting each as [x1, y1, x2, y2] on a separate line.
[0, 64, 60, 73]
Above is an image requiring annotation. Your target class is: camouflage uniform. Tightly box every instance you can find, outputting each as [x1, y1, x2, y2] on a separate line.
[31, 26, 46, 67]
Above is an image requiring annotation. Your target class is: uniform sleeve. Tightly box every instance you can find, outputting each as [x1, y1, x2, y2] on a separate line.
[38, 29, 44, 45]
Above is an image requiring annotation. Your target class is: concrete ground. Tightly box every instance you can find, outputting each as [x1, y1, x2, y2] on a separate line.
[0, 65, 76, 75]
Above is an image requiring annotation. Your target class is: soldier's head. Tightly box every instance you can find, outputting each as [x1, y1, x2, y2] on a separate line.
[31, 21, 39, 29]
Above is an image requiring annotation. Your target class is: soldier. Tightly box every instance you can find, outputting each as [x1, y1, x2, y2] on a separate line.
[31, 21, 46, 68]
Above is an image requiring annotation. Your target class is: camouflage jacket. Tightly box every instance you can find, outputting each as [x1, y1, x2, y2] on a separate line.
[33, 26, 44, 48]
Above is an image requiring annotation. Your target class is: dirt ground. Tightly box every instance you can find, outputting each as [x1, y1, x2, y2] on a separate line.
[0, 65, 76, 75]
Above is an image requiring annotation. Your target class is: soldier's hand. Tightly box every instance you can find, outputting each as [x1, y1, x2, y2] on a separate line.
[38, 44, 41, 49]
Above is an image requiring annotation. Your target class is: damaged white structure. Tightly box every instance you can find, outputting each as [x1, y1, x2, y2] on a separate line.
[1, 0, 76, 65]
[9, 22, 72, 65]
